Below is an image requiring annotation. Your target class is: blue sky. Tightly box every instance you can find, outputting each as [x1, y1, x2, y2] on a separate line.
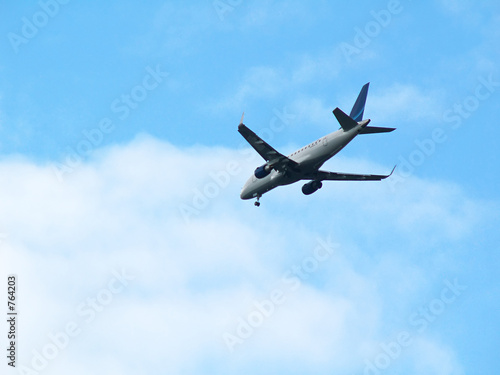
[1, 1, 499, 374]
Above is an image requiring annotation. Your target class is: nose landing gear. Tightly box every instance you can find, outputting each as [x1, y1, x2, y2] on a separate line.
[254, 195, 262, 207]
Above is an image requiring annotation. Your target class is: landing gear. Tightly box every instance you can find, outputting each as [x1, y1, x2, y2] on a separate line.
[254, 195, 261, 207]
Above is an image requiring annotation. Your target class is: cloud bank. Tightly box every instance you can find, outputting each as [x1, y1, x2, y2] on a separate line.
[0, 134, 490, 374]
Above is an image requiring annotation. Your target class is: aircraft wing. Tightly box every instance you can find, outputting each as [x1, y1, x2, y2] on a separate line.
[238, 122, 299, 171]
[305, 166, 396, 181]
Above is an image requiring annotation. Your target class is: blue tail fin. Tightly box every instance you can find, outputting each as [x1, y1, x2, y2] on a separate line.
[349, 83, 370, 122]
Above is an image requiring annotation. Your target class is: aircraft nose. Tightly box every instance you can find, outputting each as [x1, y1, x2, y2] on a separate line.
[240, 188, 250, 200]
[240, 183, 253, 200]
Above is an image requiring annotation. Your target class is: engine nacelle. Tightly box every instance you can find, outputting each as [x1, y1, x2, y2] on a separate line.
[302, 180, 323, 195]
[254, 164, 272, 179]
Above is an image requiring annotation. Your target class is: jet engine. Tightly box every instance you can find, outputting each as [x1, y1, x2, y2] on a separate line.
[302, 180, 323, 195]
[254, 164, 272, 179]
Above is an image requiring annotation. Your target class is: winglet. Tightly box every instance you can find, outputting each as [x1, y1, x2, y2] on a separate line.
[388, 165, 396, 177]
[239, 112, 245, 125]
[379, 165, 396, 180]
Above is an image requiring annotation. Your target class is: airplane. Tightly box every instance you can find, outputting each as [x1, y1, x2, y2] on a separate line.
[238, 83, 396, 206]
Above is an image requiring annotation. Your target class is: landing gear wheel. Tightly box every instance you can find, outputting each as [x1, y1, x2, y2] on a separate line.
[254, 195, 261, 207]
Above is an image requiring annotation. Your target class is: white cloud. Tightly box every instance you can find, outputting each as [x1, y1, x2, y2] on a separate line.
[434, 0, 499, 86]
[0, 134, 488, 374]
[238, 1, 316, 31]
[410, 338, 465, 375]
[438, 0, 474, 14]
[214, 66, 288, 111]
[124, 2, 217, 57]
[367, 83, 446, 125]
[211, 57, 444, 135]
[290, 48, 344, 84]
[211, 48, 345, 114]
[287, 96, 332, 130]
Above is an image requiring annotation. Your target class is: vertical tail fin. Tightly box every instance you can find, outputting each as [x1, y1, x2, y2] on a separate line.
[349, 82, 370, 122]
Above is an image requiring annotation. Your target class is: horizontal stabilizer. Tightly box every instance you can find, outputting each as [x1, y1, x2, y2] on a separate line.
[333, 107, 357, 131]
[359, 126, 396, 134]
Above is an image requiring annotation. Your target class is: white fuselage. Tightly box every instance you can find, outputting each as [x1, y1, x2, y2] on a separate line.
[240, 120, 369, 199]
